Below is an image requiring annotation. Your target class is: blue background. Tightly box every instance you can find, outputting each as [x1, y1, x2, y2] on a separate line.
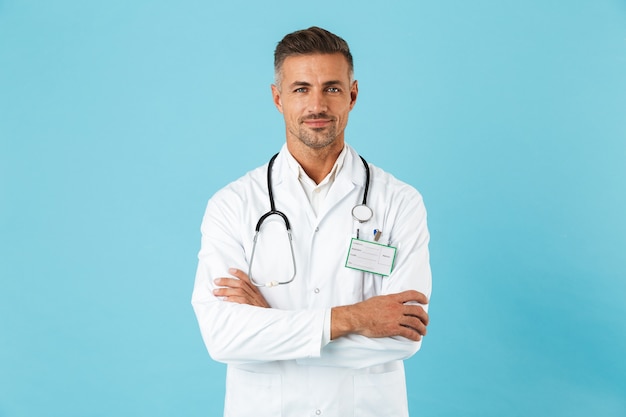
[1, 1, 625, 416]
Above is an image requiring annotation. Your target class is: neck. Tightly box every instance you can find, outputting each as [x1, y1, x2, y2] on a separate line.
[286, 139, 344, 184]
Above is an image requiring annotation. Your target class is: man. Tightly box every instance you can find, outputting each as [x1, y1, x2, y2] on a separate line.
[192, 27, 431, 417]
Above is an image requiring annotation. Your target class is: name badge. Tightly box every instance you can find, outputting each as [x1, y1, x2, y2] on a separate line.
[345, 238, 397, 276]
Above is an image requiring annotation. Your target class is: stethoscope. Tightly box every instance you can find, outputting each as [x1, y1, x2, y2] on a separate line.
[248, 152, 372, 287]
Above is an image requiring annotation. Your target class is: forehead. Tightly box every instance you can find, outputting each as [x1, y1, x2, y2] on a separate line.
[280, 53, 352, 84]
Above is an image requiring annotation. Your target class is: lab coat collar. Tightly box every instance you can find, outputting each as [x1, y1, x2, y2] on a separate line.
[272, 144, 365, 222]
[273, 143, 366, 189]
[283, 145, 348, 188]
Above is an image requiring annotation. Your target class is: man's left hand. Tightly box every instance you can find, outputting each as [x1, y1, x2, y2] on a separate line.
[213, 268, 270, 308]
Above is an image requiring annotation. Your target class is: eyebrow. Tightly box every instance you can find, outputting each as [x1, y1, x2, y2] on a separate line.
[289, 80, 345, 89]
[290, 81, 312, 88]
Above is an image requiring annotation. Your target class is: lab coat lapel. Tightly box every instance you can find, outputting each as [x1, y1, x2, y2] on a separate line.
[271, 145, 363, 226]
[319, 146, 362, 219]
[272, 150, 318, 228]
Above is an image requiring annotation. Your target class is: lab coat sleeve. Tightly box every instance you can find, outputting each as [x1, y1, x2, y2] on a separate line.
[297, 185, 432, 369]
[191, 186, 327, 365]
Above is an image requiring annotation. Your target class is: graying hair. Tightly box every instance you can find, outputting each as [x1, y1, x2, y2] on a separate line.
[273, 26, 354, 88]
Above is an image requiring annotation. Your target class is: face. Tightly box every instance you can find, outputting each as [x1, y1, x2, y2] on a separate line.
[272, 53, 358, 152]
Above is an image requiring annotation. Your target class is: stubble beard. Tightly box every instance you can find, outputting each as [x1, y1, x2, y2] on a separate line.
[292, 122, 339, 150]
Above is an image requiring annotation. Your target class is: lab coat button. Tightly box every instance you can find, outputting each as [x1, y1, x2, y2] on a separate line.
[314, 288, 320, 294]
[315, 227, 319, 232]
[315, 410, 321, 415]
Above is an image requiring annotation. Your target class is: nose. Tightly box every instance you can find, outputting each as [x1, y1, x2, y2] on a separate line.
[308, 90, 328, 114]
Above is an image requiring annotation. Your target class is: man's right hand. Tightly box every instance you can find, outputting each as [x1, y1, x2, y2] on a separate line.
[331, 291, 429, 341]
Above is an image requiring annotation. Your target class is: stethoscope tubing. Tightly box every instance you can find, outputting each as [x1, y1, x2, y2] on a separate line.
[248, 151, 371, 287]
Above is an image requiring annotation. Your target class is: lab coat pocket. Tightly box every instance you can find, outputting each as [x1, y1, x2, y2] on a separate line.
[224, 367, 282, 417]
[353, 369, 408, 417]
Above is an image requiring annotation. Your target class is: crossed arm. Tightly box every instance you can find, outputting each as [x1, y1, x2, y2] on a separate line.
[213, 268, 429, 342]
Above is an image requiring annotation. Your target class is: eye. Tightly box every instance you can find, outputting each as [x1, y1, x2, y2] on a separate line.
[294, 87, 308, 93]
[326, 87, 340, 93]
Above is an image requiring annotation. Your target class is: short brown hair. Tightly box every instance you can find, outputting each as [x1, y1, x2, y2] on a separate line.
[274, 26, 354, 86]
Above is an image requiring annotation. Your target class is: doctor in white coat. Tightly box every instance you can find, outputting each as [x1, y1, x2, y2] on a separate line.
[192, 27, 431, 417]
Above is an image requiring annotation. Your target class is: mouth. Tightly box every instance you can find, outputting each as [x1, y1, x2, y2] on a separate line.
[302, 116, 334, 129]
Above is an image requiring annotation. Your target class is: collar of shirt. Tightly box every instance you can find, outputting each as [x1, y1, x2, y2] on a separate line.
[285, 146, 348, 217]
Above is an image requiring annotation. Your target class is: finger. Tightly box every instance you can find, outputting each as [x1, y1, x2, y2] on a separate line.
[215, 269, 270, 308]
[222, 295, 255, 305]
[401, 316, 428, 336]
[225, 269, 260, 295]
[228, 268, 251, 283]
[395, 290, 429, 305]
[216, 278, 261, 303]
[403, 305, 429, 326]
[214, 268, 252, 287]
[215, 275, 256, 294]
[213, 286, 245, 297]
[214, 287, 265, 306]
[213, 279, 252, 299]
[398, 325, 423, 342]
[214, 277, 243, 288]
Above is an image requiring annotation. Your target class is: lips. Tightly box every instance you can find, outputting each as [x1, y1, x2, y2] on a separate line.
[304, 119, 331, 128]
[302, 116, 334, 128]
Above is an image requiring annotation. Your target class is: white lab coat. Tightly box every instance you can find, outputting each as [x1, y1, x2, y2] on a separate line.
[192, 144, 431, 417]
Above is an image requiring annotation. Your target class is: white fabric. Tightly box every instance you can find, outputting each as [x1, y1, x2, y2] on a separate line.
[192, 143, 431, 417]
[286, 144, 347, 216]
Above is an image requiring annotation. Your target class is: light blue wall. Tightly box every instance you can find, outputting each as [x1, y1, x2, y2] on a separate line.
[1, 1, 625, 416]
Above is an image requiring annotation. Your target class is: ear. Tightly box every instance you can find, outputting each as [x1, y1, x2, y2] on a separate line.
[349, 80, 358, 110]
[271, 84, 283, 113]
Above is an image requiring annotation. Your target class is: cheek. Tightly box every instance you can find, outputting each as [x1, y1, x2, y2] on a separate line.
[337, 109, 351, 123]
[289, 105, 307, 120]
[286, 110, 300, 123]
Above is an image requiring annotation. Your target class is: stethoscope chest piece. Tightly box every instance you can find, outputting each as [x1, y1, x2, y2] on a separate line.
[251, 151, 373, 287]
[352, 204, 373, 223]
